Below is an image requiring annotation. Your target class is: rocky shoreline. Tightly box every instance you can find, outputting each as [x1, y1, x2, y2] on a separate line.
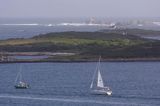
[1, 57, 160, 63]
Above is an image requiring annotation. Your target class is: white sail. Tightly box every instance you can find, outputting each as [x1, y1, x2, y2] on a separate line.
[97, 69, 104, 87]
[90, 67, 97, 89]
[90, 81, 93, 88]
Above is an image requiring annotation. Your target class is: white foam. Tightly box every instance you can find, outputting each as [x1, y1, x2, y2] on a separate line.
[0, 94, 148, 106]
[0, 23, 116, 27]
[57, 23, 115, 27]
[44, 24, 56, 27]
[153, 22, 160, 26]
[47, 24, 53, 26]
[138, 24, 143, 26]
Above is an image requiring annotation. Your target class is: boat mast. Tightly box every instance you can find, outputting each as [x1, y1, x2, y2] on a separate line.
[90, 56, 102, 89]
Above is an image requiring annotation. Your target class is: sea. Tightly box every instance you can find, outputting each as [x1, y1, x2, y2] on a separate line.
[0, 18, 160, 40]
[0, 18, 109, 39]
[0, 62, 160, 106]
[0, 18, 160, 106]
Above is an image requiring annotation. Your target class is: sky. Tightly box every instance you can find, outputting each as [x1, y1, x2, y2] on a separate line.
[0, 0, 160, 18]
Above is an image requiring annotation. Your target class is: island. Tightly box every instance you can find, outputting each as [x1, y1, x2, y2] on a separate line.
[1, 28, 160, 63]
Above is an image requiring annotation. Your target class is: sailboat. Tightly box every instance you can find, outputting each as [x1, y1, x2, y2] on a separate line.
[14, 65, 29, 89]
[90, 56, 112, 96]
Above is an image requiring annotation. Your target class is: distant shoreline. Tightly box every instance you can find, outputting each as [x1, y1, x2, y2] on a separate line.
[1, 57, 160, 63]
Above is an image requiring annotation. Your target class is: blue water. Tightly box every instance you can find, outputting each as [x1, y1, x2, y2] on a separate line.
[0, 62, 159, 106]
[0, 25, 106, 39]
[0, 18, 160, 40]
[0, 18, 108, 39]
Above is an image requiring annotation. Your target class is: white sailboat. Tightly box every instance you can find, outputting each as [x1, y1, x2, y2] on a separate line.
[90, 56, 112, 95]
[14, 65, 29, 89]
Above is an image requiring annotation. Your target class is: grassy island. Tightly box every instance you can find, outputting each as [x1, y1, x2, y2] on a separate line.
[1, 29, 160, 62]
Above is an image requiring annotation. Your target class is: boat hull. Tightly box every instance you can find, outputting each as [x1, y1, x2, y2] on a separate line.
[91, 90, 112, 96]
[14, 85, 29, 89]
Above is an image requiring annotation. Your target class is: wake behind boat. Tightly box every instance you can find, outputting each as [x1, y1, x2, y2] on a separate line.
[14, 65, 29, 89]
[90, 56, 112, 96]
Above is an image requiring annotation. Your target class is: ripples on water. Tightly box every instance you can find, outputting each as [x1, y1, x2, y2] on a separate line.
[0, 62, 160, 106]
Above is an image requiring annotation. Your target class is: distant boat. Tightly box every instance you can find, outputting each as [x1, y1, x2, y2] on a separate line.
[14, 65, 29, 89]
[90, 56, 112, 96]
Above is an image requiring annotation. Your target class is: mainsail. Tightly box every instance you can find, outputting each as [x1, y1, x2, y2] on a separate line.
[97, 69, 104, 87]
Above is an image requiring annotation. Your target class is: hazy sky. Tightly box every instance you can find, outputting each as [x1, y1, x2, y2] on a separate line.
[0, 0, 160, 18]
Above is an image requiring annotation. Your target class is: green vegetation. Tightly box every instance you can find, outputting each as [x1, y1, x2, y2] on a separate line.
[0, 29, 160, 60]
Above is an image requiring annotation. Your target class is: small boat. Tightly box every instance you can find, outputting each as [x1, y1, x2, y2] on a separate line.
[15, 81, 29, 89]
[14, 65, 29, 89]
[90, 56, 112, 96]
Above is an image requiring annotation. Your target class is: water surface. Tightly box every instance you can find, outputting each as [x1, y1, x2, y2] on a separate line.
[0, 62, 159, 106]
